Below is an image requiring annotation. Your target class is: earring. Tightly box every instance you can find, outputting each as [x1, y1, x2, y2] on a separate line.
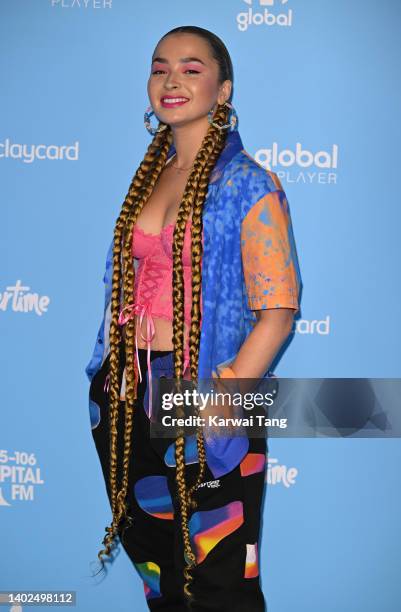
[208, 101, 238, 132]
[144, 105, 168, 136]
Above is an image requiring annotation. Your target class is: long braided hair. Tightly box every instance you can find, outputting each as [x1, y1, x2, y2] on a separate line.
[93, 25, 234, 602]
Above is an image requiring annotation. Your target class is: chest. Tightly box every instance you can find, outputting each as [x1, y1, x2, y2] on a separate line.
[135, 167, 192, 233]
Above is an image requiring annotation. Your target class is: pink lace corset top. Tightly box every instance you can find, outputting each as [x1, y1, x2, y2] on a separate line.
[118, 218, 198, 417]
[132, 219, 194, 329]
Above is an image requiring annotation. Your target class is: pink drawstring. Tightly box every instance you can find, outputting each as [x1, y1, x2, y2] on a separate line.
[183, 348, 190, 380]
[118, 302, 192, 417]
[118, 300, 156, 418]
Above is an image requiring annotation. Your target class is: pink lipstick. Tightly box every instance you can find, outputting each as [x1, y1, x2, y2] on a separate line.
[161, 96, 189, 108]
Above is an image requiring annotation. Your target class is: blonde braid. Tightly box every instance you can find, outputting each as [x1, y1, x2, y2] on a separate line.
[94, 124, 172, 570]
[186, 109, 229, 503]
[172, 104, 230, 601]
[117, 132, 173, 529]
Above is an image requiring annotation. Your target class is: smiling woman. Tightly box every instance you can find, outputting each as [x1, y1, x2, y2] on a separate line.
[86, 24, 301, 612]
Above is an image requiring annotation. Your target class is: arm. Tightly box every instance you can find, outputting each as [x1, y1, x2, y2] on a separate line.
[230, 308, 295, 379]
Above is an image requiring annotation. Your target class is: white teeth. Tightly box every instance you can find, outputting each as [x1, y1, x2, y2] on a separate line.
[162, 98, 188, 103]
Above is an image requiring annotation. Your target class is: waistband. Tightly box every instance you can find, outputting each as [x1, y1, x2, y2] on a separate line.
[136, 347, 173, 356]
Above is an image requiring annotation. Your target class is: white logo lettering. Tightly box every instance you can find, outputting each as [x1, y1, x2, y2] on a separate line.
[0, 281, 50, 316]
[255, 143, 338, 185]
[256, 143, 338, 170]
[196, 479, 221, 490]
[0, 139, 79, 163]
[50, 0, 112, 9]
[295, 316, 331, 335]
[267, 456, 297, 487]
[0, 450, 45, 506]
[237, 0, 292, 31]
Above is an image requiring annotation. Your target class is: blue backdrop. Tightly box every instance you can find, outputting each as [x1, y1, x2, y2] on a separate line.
[1, 1, 400, 611]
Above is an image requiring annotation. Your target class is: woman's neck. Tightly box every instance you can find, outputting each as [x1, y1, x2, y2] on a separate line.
[170, 117, 210, 168]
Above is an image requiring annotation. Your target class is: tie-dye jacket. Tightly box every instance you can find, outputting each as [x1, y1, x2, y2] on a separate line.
[85, 128, 302, 477]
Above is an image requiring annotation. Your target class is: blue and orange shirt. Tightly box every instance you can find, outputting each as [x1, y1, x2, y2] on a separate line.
[85, 128, 302, 476]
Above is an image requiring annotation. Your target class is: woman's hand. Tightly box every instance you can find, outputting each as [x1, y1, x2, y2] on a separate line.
[201, 367, 244, 438]
[229, 308, 295, 394]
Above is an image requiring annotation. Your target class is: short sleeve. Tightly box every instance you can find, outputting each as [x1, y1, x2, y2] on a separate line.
[241, 189, 301, 313]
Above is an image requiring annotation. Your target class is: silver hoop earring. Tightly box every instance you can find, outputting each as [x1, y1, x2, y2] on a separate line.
[144, 105, 168, 136]
[208, 101, 238, 132]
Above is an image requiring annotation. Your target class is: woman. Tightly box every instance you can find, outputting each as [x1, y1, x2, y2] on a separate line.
[86, 25, 301, 611]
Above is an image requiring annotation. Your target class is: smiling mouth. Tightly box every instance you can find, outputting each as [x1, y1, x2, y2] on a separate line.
[160, 97, 190, 108]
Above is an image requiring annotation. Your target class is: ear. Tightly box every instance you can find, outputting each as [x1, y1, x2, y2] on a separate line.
[217, 79, 233, 105]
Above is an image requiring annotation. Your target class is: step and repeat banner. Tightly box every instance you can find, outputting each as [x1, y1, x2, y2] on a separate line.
[1, 1, 400, 611]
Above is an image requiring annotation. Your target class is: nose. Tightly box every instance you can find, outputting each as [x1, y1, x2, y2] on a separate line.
[163, 69, 181, 90]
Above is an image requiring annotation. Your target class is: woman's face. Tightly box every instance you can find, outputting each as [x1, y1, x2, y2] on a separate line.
[147, 33, 231, 130]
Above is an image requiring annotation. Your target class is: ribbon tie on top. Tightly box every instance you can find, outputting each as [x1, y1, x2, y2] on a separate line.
[118, 300, 155, 417]
[117, 301, 190, 419]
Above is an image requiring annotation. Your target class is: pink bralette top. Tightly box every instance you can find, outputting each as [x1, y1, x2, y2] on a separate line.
[118, 218, 202, 417]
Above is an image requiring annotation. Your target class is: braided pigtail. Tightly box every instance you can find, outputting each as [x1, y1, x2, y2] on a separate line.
[172, 103, 230, 602]
[186, 105, 229, 503]
[94, 124, 173, 572]
[117, 131, 173, 533]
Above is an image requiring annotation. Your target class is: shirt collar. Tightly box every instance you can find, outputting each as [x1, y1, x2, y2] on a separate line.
[166, 129, 243, 183]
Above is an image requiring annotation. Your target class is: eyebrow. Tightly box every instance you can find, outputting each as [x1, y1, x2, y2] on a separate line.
[151, 56, 206, 65]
